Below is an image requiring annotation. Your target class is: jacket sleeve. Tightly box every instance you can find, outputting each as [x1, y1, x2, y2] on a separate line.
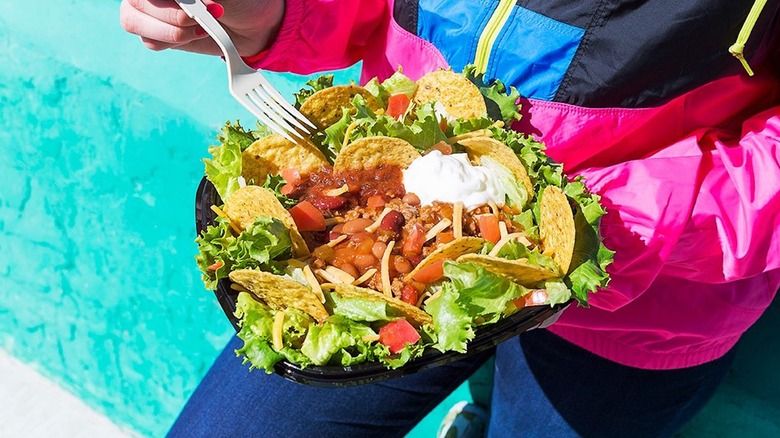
[246, 0, 388, 74]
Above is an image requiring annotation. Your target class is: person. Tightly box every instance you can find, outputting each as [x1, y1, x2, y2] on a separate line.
[121, 1, 780, 437]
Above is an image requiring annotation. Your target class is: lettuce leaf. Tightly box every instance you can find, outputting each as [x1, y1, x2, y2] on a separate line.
[481, 155, 529, 208]
[195, 215, 292, 289]
[425, 282, 474, 353]
[364, 69, 417, 108]
[463, 65, 522, 124]
[444, 261, 527, 325]
[327, 293, 399, 322]
[234, 293, 315, 373]
[293, 74, 334, 108]
[321, 95, 447, 155]
[204, 121, 269, 200]
[300, 315, 378, 366]
[260, 173, 298, 209]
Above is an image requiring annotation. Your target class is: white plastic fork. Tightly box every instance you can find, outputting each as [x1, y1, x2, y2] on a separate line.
[174, 0, 316, 143]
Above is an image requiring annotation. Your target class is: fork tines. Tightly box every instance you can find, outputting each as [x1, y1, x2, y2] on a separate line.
[242, 87, 317, 144]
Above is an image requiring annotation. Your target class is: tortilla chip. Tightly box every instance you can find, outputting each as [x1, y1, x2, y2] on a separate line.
[456, 254, 559, 287]
[412, 70, 487, 120]
[405, 237, 486, 281]
[334, 136, 421, 171]
[539, 185, 576, 274]
[324, 283, 433, 327]
[458, 136, 534, 199]
[222, 185, 310, 257]
[242, 134, 329, 184]
[300, 85, 379, 129]
[229, 269, 329, 323]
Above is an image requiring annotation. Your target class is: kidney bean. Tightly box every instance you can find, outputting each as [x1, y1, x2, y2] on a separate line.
[402, 192, 421, 206]
[354, 239, 374, 255]
[334, 261, 359, 279]
[334, 247, 356, 263]
[310, 196, 347, 210]
[353, 254, 378, 270]
[380, 210, 405, 232]
[392, 255, 413, 274]
[342, 218, 374, 234]
[371, 241, 387, 259]
[328, 223, 344, 240]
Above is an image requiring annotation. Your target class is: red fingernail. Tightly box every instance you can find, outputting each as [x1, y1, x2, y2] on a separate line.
[206, 3, 224, 19]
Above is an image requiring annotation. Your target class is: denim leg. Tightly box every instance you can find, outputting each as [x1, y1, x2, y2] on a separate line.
[168, 335, 492, 438]
[488, 329, 736, 438]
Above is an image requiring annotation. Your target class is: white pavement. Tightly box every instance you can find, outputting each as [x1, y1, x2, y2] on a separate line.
[0, 349, 132, 438]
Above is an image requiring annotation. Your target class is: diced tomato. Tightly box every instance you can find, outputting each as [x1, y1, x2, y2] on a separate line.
[478, 214, 501, 244]
[207, 260, 224, 271]
[402, 224, 426, 257]
[436, 231, 455, 245]
[289, 200, 326, 231]
[366, 195, 386, 208]
[281, 167, 302, 185]
[430, 141, 452, 155]
[439, 119, 449, 132]
[524, 290, 549, 306]
[378, 319, 421, 354]
[280, 183, 296, 196]
[400, 284, 419, 305]
[412, 259, 445, 284]
[386, 93, 411, 119]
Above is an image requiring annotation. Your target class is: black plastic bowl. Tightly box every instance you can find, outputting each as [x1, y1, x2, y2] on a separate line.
[195, 177, 568, 387]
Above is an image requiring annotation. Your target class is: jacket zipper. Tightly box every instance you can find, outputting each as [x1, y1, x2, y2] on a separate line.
[474, 0, 516, 74]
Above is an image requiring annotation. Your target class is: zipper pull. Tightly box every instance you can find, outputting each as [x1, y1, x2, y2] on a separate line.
[729, 0, 768, 77]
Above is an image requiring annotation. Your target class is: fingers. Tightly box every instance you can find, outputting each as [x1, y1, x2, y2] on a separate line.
[125, 0, 195, 27]
[120, 0, 209, 51]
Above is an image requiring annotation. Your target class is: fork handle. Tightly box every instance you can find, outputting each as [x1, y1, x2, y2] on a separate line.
[174, 0, 242, 62]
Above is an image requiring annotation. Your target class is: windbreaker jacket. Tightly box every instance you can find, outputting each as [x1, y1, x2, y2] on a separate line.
[250, 0, 780, 370]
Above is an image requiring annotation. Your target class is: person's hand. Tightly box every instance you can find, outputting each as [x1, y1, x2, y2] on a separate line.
[120, 0, 284, 57]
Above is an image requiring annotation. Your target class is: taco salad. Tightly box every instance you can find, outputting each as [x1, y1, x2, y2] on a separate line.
[195, 66, 614, 372]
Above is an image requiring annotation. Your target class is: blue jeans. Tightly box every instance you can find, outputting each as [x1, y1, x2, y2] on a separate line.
[168, 329, 735, 438]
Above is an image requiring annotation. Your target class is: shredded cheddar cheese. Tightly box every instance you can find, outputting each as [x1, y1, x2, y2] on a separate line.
[381, 240, 396, 297]
[489, 232, 532, 257]
[272, 312, 285, 351]
[323, 184, 349, 197]
[453, 202, 463, 238]
[210, 205, 242, 234]
[325, 265, 356, 284]
[326, 234, 348, 248]
[342, 120, 360, 150]
[361, 334, 381, 343]
[424, 219, 452, 242]
[365, 207, 392, 233]
[353, 268, 378, 286]
[303, 265, 325, 303]
[498, 221, 508, 239]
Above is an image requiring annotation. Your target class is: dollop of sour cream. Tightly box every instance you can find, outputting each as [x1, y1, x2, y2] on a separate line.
[403, 150, 506, 210]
